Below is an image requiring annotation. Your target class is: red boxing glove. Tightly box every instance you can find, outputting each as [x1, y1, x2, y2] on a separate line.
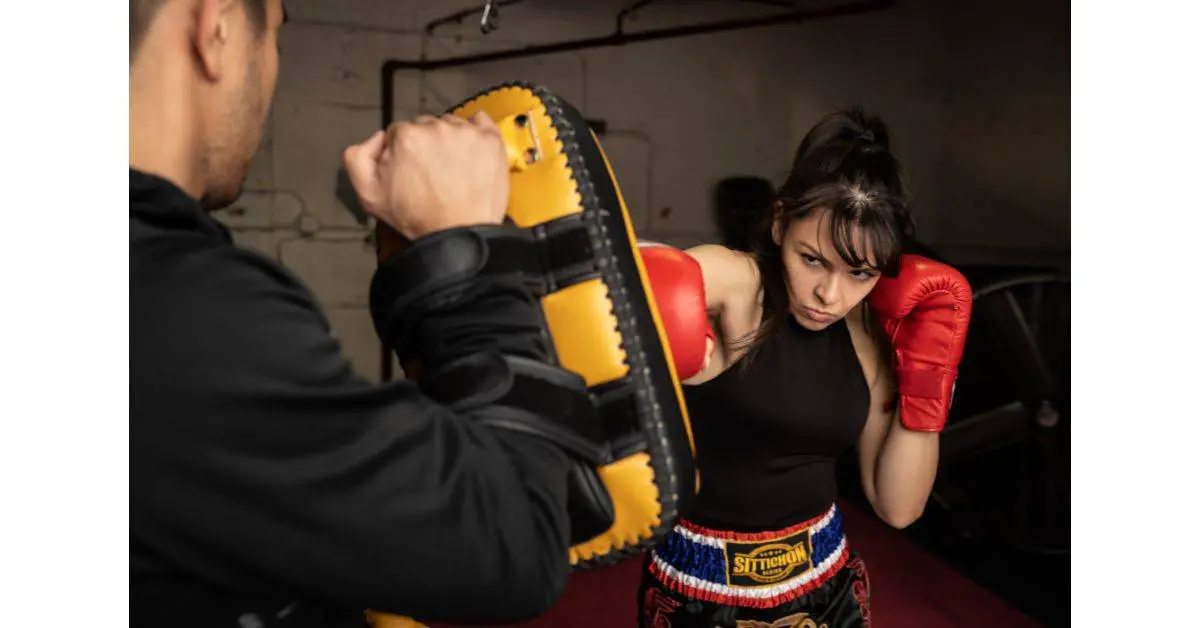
[869, 255, 973, 432]
[638, 242, 716, 380]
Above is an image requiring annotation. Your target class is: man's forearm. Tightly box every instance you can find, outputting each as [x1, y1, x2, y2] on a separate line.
[363, 226, 595, 620]
[399, 276, 548, 366]
[369, 227, 552, 370]
[134, 227, 582, 622]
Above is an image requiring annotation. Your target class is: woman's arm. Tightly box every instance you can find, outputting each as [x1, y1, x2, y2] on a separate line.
[858, 255, 971, 528]
[684, 244, 756, 316]
[682, 244, 759, 381]
[853, 314, 940, 529]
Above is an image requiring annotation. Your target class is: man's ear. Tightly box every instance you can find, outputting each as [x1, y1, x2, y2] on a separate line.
[194, 0, 235, 81]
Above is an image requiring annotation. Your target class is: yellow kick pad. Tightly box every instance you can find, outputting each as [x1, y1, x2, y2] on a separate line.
[451, 84, 697, 560]
[371, 82, 698, 626]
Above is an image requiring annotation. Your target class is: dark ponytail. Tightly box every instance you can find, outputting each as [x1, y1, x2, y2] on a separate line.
[792, 107, 891, 166]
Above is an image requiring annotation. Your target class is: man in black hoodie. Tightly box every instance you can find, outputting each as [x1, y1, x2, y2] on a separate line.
[131, 1, 599, 626]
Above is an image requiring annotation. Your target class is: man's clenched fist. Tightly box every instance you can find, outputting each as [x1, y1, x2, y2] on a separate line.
[343, 112, 510, 241]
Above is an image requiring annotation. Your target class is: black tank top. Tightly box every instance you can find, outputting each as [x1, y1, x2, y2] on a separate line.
[684, 316, 870, 531]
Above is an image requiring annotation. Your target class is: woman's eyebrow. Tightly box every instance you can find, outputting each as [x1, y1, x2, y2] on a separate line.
[798, 240, 880, 271]
[796, 240, 827, 260]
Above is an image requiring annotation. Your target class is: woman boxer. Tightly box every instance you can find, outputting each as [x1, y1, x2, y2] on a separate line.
[637, 108, 971, 627]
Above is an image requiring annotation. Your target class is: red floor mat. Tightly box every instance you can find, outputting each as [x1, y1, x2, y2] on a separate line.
[435, 502, 1041, 627]
[834, 503, 1041, 628]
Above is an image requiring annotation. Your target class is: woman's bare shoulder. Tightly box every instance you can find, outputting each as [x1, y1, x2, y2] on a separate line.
[685, 244, 759, 287]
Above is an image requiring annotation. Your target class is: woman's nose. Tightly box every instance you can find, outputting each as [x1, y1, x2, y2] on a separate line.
[815, 276, 840, 306]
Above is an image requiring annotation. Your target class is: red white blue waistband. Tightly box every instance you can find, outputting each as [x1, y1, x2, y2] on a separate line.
[648, 504, 848, 608]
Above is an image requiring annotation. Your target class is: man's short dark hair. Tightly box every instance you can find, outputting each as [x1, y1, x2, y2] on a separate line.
[130, 0, 268, 62]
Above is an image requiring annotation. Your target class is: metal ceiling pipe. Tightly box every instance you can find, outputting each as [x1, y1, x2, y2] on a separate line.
[380, 0, 893, 127]
[376, 0, 894, 381]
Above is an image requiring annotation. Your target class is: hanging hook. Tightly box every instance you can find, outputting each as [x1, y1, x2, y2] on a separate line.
[481, 0, 500, 34]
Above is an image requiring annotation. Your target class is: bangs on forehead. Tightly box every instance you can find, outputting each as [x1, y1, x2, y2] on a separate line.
[825, 208, 878, 269]
[798, 189, 903, 274]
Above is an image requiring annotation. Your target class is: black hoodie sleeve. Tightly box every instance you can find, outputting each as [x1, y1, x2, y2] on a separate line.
[130, 238, 574, 625]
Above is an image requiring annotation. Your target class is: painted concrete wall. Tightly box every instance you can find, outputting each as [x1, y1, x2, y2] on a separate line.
[213, 0, 1069, 381]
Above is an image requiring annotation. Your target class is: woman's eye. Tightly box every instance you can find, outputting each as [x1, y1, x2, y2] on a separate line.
[800, 253, 822, 267]
[851, 270, 877, 282]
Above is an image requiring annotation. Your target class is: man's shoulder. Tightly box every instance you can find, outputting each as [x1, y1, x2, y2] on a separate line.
[129, 226, 337, 379]
[130, 222, 315, 313]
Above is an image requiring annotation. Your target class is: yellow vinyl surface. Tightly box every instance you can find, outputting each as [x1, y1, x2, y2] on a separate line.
[567, 452, 660, 564]
[453, 90, 582, 227]
[541, 280, 629, 386]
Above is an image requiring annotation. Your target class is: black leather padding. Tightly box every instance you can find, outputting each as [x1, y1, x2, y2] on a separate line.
[423, 352, 610, 467]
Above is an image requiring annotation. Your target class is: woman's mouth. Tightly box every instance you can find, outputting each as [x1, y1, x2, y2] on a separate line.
[800, 307, 835, 323]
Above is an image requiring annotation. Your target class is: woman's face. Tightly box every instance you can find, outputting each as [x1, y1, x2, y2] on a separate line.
[773, 210, 883, 331]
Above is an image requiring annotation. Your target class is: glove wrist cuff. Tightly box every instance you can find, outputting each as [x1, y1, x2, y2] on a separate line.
[895, 364, 956, 401]
[894, 361, 956, 432]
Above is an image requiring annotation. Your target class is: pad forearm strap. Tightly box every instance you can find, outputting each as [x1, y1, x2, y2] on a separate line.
[370, 222, 601, 362]
[370, 225, 536, 359]
[423, 353, 609, 465]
